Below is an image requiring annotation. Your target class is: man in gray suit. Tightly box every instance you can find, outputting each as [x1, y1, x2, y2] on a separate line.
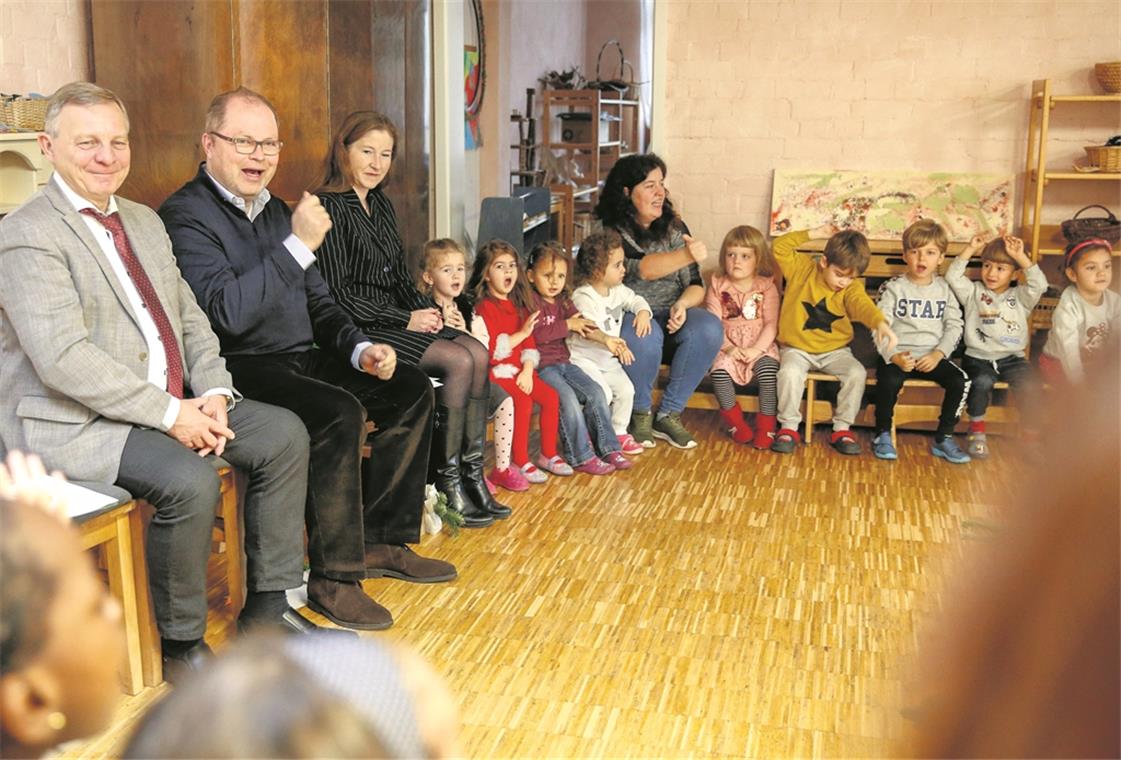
[0, 83, 318, 682]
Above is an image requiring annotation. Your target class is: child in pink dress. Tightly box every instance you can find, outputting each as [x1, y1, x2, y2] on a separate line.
[704, 225, 781, 448]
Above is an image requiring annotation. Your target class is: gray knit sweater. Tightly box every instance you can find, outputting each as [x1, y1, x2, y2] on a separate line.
[876, 275, 963, 362]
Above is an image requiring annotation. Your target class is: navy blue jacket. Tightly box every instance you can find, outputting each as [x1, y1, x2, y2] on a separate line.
[159, 165, 367, 361]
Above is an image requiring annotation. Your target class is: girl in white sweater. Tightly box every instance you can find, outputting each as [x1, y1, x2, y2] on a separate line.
[1041, 238, 1119, 385]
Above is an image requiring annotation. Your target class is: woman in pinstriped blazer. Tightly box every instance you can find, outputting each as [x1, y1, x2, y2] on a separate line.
[314, 112, 508, 527]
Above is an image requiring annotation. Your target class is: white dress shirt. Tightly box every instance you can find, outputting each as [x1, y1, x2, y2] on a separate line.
[55, 174, 231, 429]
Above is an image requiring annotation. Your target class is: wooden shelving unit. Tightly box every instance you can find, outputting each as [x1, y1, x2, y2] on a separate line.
[1021, 78, 1121, 258]
[542, 89, 641, 216]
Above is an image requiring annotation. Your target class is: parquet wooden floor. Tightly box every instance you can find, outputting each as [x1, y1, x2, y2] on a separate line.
[59, 410, 1019, 759]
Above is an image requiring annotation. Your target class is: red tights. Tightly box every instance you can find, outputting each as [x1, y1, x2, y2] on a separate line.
[492, 373, 560, 465]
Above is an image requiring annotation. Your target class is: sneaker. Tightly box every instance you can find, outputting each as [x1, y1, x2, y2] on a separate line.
[489, 466, 529, 492]
[575, 456, 615, 475]
[520, 462, 548, 483]
[932, 436, 971, 464]
[771, 428, 801, 454]
[872, 431, 897, 461]
[603, 451, 633, 470]
[967, 433, 989, 459]
[830, 430, 861, 456]
[616, 433, 645, 455]
[651, 412, 697, 449]
[535, 454, 574, 476]
[629, 411, 657, 448]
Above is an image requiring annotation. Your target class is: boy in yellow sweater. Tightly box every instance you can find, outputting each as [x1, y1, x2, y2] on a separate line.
[771, 226, 897, 455]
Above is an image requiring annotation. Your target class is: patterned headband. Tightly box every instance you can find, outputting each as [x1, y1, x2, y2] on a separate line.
[1065, 237, 1113, 269]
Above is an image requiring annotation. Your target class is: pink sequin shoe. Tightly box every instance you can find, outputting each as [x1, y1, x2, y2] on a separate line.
[575, 456, 615, 475]
[489, 466, 529, 492]
[604, 451, 633, 470]
[534, 455, 574, 476]
[520, 462, 548, 484]
[616, 434, 644, 455]
[484, 475, 497, 495]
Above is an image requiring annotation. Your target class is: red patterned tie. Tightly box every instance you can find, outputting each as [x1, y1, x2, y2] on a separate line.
[79, 208, 185, 398]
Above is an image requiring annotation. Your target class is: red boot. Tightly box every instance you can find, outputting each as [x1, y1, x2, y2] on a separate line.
[718, 406, 753, 444]
[752, 413, 777, 450]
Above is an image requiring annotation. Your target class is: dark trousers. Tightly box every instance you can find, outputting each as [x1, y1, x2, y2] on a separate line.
[227, 350, 434, 582]
[116, 399, 309, 640]
[961, 354, 1037, 419]
[874, 358, 970, 437]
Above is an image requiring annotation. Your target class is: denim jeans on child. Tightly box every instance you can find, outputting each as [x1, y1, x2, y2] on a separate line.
[619, 307, 723, 415]
[538, 363, 621, 464]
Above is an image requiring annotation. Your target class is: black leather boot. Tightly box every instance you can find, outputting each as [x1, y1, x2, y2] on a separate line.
[433, 405, 493, 528]
[463, 395, 512, 518]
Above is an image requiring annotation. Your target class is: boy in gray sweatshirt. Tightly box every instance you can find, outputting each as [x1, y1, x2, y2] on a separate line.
[872, 220, 970, 463]
[944, 233, 1046, 458]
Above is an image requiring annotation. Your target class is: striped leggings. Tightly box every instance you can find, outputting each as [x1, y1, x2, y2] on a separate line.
[710, 355, 779, 416]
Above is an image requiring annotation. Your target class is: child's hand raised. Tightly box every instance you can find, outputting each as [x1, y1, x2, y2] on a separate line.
[891, 351, 916, 372]
[566, 315, 596, 336]
[809, 222, 838, 239]
[683, 235, 708, 264]
[1003, 235, 1032, 267]
[633, 310, 652, 337]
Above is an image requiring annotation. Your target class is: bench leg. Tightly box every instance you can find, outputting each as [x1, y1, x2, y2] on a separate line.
[105, 513, 144, 695]
[804, 377, 815, 445]
[218, 470, 245, 615]
[128, 504, 162, 687]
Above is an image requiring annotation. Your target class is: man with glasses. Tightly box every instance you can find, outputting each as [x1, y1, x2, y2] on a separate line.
[160, 88, 453, 632]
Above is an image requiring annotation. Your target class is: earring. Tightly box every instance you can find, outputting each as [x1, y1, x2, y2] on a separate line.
[47, 711, 67, 731]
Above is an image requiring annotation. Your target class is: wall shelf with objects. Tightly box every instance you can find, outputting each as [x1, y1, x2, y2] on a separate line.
[542, 89, 642, 215]
[0, 133, 51, 216]
[1020, 78, 1121, 258]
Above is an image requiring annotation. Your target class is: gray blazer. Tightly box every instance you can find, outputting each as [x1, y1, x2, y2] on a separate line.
[0, 180, 234, 482]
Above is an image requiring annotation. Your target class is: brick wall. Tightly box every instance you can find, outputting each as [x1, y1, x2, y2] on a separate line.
[1, 0, 88, 94]
[662, 0, 1121, 253]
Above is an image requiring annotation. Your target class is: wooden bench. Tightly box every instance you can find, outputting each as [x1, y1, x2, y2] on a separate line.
[653, 366, 1018, 445]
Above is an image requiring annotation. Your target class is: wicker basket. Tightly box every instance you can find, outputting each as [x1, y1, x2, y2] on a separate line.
[1061, 204, 1121, 244]
[1095, 61, 1121, 93]
[0, 97, 48, 130]
[1084, 144, 1121, 173]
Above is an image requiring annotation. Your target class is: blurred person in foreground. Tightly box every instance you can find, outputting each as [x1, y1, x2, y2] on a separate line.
[121, 632, 459, 759]
[904, 346, 1119, 757]
[0, 452, 126, 757]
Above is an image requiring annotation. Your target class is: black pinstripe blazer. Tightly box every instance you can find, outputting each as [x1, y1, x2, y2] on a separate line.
[316, 189, 434, 332]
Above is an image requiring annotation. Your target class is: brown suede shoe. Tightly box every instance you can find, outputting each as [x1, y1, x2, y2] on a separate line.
[306, 575, 393, 631]
[365, 544, 458, 583]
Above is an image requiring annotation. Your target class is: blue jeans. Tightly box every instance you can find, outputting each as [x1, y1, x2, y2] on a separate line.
[621, 307, 723, 415]
[538, 363, 621, 463]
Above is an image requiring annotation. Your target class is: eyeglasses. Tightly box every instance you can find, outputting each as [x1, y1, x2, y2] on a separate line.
[208, 131, 283, 156]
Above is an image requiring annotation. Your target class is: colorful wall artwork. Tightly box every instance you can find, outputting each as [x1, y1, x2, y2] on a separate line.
[769, 170, 1014, 241]
[464, 47, 481, 150]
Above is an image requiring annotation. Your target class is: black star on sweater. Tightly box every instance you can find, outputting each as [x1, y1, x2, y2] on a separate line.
[802, 298, 842, 332]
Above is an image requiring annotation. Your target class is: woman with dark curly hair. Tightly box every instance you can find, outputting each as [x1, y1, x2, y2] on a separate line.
[314, 111, 507, 528]
[594, 153, 723, 449]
